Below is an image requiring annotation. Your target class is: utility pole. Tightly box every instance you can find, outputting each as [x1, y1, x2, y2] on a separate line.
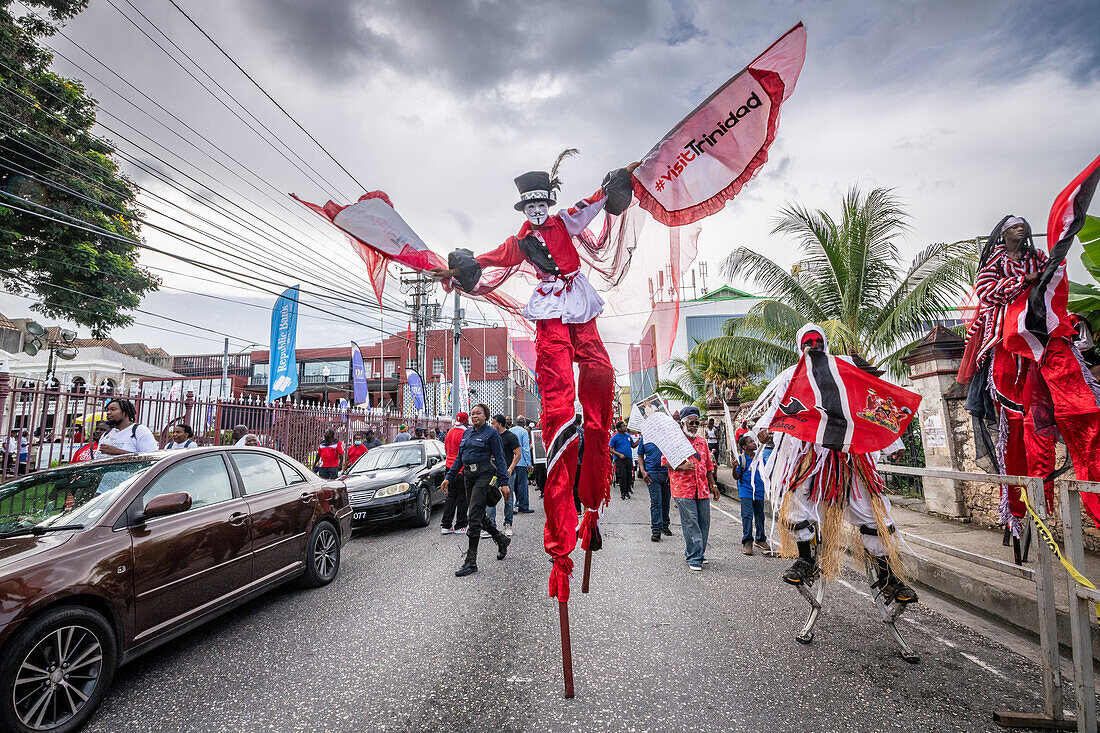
[401, 270, 436, 415]
[452, 289, 462, 417]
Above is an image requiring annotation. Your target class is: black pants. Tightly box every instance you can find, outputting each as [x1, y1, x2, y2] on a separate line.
[463, 464, 503, 565]
[441, 469, 468, 530]
[615, 457, 634, 496]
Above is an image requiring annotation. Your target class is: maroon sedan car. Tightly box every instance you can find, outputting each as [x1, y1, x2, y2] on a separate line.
[0, 446, 352, 733]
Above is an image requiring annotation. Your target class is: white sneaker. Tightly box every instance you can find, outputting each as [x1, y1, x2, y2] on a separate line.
[441, 527, 453, 534]
[454, 527, 467, 535]
[480, 530, 492, 539]
[504, 525, 513, 537]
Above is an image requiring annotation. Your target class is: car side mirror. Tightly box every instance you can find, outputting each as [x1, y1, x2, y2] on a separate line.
[428, 456, 440, 466]
[143, 492, 192, 520]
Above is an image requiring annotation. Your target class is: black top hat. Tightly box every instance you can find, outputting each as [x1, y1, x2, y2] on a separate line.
[514, 171, 556, 212]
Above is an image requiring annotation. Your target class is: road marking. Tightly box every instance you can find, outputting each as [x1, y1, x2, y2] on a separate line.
[711, 504, 742, 524]
[960, 652, 1007, 679]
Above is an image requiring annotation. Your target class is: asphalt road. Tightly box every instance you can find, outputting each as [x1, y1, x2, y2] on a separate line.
[84, 491, 1059, 732]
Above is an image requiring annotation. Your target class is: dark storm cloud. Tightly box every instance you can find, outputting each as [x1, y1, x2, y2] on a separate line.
[242, 0, 664, 91]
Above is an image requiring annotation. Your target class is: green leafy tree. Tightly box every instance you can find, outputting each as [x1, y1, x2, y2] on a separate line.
[0, 0, 157, 337]
[655, 346, 763, 410]
[1067, 215, 1100, 333]
[696, 187, 975, 379]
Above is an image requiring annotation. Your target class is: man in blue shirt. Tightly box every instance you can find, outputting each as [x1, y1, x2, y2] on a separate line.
[609, 422, 638, 500]
[509, 416, 534, 513]
[735, 433, 771, 555]
[638, 435, 673, 542]
[442, 404, 512, 576]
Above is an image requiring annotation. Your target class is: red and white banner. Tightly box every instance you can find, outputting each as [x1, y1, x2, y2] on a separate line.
[768, 352, 920, 454]
[1004, 154, 1100, 362]
[292, 191, 447, 307]
[631, 23, 806, 227]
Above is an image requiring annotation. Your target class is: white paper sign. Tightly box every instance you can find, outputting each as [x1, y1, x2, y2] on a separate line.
[640, 412, 696, 469]
[923, 414, 947, 449]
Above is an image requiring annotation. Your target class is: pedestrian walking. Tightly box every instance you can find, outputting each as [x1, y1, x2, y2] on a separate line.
[347, 431, 370, 467]
[706, 418, 720, 465]
[96, 399, 159, 458]
[167, 424, 198, 449]
[231, 424, 253, 446]
[664, 406, 718, 571]
[609, 422, 637, 499]
[735, 434, 770, 555]
[394, 424, 411, 442]
[486, 414, 522, 537]
[441, 412, 469, 535]
[441, 404, 511, 577]
[510, 416, 534, 513]
[364, 430, 383, 450]
[638, 435, 672, 542]
[314, 429, 345, 479]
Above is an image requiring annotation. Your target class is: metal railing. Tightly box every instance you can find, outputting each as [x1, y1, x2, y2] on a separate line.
[0, 372, 453, 481]
[1057, 478, 1100, 733]
[876, 464, 1069, 729]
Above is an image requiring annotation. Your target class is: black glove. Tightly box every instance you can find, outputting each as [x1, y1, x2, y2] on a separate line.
[601, 167, 633, 215]
[447, 248, 483, 292]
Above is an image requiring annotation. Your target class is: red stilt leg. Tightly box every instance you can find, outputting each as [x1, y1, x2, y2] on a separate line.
[581, 549, 592, 593]
[558, 600, 574, 698]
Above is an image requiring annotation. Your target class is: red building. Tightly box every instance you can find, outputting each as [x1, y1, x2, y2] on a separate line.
[245, 327, 539, 418]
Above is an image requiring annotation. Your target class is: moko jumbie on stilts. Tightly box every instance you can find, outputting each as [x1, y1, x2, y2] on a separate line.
[750, 324, 923, 662]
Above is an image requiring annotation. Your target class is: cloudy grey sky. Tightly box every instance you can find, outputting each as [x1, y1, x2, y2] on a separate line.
[2, 0, 1098, 367]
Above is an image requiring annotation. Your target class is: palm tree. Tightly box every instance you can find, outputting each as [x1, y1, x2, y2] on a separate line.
[655, 347, 763, 409]
[696, 187, 975, 379]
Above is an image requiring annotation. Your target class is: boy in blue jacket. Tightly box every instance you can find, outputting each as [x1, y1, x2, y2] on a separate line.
[735, 434, 770, 556]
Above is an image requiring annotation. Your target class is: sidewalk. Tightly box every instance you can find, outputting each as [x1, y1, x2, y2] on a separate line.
[715, 466, 1100, 662]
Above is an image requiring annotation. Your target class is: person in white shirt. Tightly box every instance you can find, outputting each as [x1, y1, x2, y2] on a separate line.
[95, 399, 160, 458]
[231, 424, 253, 446]
[167, 424, 198, 449]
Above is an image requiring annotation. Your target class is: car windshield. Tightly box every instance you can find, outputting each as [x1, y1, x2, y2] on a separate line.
[350, 446, 423, 473]
[0, 460, 157, 536]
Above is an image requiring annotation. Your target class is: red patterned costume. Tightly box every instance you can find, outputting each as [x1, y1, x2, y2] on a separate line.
[962, 215, 1100, 533]
[445, 166, 633, 601]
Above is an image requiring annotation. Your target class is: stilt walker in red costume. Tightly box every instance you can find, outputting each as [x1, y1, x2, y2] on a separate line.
[959, 156, 1100, 555]
[432, 156, 635, 696]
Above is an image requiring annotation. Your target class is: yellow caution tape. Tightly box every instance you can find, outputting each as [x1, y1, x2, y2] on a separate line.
[1020, 486, 1100, 620]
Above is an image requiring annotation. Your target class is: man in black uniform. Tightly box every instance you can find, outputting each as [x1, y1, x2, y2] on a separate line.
[442, 403, 512, 577]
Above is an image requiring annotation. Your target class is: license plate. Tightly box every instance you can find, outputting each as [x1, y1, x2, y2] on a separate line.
[353, 512, 367, 520]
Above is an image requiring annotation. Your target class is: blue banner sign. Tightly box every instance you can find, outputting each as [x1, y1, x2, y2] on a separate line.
[407, 369, 425, 412]
[267, 286, 300, 403]
[350, 342, 369, 405]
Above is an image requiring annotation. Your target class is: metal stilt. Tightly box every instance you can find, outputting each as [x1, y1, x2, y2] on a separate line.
[795, 572, 825, 644]
[865, 556, 920, 664]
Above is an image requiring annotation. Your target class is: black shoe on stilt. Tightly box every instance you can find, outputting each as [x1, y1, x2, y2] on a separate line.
[455, 563, 478, 577]
[872, 555, 919, 604]
[782, 558, 818, 585]
[496, 535, 511, 560]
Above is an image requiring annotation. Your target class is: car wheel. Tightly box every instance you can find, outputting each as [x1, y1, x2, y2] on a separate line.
[298, 520, 340, 588]
[411, 487, 431, 528]
[0, 605, 117, 733]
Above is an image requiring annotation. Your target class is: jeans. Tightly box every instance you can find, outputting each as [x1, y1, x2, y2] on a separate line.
[675, 496, 711, 568]
[512, 467, 531, 511]
[441, 469, 468, 530]
[486, 476, 515, 527]
[740, 498, 767, 544]
[646, 472, 671, 533]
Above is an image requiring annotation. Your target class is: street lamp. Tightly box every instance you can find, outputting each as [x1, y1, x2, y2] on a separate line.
[321, 365, 331, 405]
[21, 321, 78, 383]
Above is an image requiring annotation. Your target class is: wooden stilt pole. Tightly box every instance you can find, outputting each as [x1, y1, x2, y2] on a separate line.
[558, 600, 574, 698]
[581, 549, 592, 593]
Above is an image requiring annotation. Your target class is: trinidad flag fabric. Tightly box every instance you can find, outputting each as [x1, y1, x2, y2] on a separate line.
[631, 23, 806, 227]
[768, 352, 921, 454]
[1003, 154, 1100, 363]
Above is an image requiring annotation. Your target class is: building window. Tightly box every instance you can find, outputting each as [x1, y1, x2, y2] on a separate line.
[486, 355, 498, 373]
[460, 357, 471, 375]
[384, 360, 396, 377]
[433, 358, 444, 375]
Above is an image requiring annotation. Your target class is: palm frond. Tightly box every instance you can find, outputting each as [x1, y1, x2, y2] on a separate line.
[720, 247, 826, 321]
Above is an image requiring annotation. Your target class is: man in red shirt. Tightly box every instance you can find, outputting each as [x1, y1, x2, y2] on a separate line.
[441, 412, 469, 534]
[664, 406, 718, 571]
[314, 429, 345, 480]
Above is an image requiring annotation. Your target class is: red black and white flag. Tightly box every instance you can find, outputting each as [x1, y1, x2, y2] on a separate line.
[768, 352, 921, 454]
[1004, 154, 1100, 362]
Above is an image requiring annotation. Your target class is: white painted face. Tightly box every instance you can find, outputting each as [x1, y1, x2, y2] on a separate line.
[523, 201, 549, 226]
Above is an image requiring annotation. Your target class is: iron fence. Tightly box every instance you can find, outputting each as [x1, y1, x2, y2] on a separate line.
[0, 372, 452, 482]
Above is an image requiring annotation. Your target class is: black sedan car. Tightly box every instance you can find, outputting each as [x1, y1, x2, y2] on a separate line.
[344, 440, 447, 527]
